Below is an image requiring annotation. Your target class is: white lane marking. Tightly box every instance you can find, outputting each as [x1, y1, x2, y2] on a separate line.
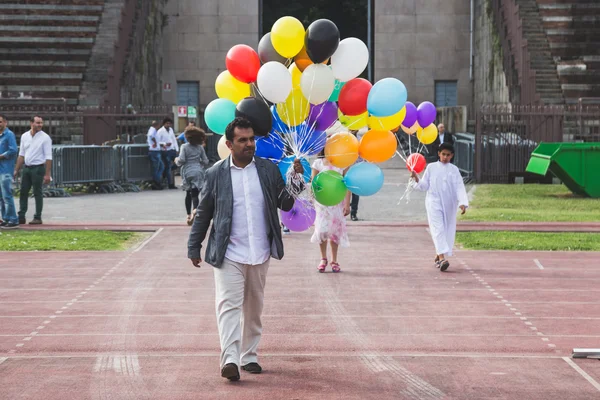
[133, 228, 163, 253]
[534, 259, 544, 270]
[0, 357, 6, 365]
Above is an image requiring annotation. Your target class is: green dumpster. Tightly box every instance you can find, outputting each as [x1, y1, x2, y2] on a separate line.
[526, 142, 600, 198]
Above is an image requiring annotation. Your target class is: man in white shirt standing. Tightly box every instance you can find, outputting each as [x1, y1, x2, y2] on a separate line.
[156, 117, 179, 189]
[13, 116, 52, 225]
[146, 120, 164, 190]
[188, 117, 304, 382]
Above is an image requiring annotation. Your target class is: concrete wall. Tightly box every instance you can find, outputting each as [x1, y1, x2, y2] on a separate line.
[472, 0, 509, 108]
[374, 0, 472, 113]
[160, 0, 475, 116]
[160, 0, 259, 109]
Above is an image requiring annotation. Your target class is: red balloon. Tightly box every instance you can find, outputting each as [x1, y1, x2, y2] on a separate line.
[226, 45, 261, 83]
[338, 78, 372, 116]
[406, 153, 426, 173]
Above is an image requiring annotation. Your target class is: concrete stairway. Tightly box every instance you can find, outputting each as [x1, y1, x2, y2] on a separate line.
[0, 0, 105, 105]
[537, 0, 600, 103]
[514, 0, 565, 104]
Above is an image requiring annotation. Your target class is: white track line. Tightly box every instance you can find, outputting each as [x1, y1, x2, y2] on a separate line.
[534, 259, 545, 270]
[563, 357, 600, 392]
[133, 228, 163, 253]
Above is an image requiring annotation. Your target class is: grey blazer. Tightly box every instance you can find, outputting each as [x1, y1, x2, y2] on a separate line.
[187, 156, 295, 267]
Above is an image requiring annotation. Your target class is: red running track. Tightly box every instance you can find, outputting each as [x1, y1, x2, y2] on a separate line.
[1, 225, 599, 399]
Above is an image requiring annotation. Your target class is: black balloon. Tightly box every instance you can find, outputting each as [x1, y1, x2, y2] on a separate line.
[235, 97, 272, 137]
[305, 19, 340, 63]
[258, 32, 287, 65]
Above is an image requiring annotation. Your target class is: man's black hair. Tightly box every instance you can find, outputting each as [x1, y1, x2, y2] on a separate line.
[225, 117, 254, 142]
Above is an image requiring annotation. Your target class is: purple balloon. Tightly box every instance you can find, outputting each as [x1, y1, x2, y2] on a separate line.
[307, 101, 338, 132]
[280, 199, 316, 232]
[417, 101, 437, 128]
[402, 101, 417, 128]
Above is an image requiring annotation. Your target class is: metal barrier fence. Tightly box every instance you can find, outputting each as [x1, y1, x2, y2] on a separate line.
[114, 144, 153, 183]
[52, 146, 116, 186]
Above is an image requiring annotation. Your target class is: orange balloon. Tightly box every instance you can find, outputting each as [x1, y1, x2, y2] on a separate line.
[359, 129, 397, 163]
[401, 122, 419, 135]
[325, 132, 359, 168]
[294, 46, 329, 72]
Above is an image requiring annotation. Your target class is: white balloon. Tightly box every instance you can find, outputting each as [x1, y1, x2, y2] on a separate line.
[300, 64, 334, 105]
[217, 135, 231, 160]
[331, 37, 369, 82]
[257, 61, 292, 104]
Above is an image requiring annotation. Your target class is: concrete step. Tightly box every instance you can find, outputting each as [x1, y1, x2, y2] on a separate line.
[0, 4, 103, 12]
[0, 0, 104, 3]
[2, 72, 82, 80]
[0, 14, 99, 26]
[0, 84, 81, 97]
[0, 25, 97, 32]
[0, 36, 94, 49]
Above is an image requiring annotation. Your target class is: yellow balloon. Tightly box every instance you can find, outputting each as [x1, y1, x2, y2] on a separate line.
[368, 107, 406, 131]
[271, 16, 305, 58]
[289, 62, 302, 88]
[215, 70, 250, 104]
[276, 87, 309, 127]
[417, 123, 438, 145]
[338, 109, 368, 129]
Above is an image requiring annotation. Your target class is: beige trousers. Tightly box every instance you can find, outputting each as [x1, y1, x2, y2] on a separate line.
[213, 257, 270, 368]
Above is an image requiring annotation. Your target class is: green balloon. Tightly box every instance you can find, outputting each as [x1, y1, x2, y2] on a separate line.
[328, 79, 345, 102]
[312, 170, 347, 206]
[205, 98, 236, 134]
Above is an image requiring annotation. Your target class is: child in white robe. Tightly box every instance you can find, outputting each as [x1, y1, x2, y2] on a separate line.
[411, 143, 469, 271]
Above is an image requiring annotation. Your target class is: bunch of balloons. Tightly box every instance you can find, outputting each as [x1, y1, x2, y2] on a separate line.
[204, 15, 440, 230]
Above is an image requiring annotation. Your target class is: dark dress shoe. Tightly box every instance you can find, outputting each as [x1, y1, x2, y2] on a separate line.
[241, 362, 262, 374]
[221, 363, 240, 381]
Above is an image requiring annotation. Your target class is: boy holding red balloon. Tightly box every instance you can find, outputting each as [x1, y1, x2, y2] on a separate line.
[410, 143, 468, 271]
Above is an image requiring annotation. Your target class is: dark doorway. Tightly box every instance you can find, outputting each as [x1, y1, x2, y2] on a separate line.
[259, 0, 373, 81]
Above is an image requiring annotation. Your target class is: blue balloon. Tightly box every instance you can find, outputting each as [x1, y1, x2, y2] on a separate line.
[344, 162, 384, 196]
[256, 133, 285, 162]
[278, 155, 311, 183]
[294, 123, 327, 156]
[270, 105, 290, 134]
[367, 78, 408, 117]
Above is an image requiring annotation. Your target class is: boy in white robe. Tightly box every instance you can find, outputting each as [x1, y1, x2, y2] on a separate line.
[411, 143, 469, 271]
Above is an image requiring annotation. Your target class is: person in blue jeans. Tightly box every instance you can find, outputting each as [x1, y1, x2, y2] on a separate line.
[0, 114, 19, 229]
[147, 121, 164, 190]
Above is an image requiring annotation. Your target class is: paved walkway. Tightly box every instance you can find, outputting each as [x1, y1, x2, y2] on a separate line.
[40, 157, 428, 224]
[1, 226, 600, 399]
[2, 159, 600, 399]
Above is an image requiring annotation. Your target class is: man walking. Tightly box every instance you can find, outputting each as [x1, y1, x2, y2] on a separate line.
[0, 114, 19, 229]
[157, 117, 178, 189]
[147, 120, 164, 190]
[188, 117, 303, 382]
[14, 116, 52, 225]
